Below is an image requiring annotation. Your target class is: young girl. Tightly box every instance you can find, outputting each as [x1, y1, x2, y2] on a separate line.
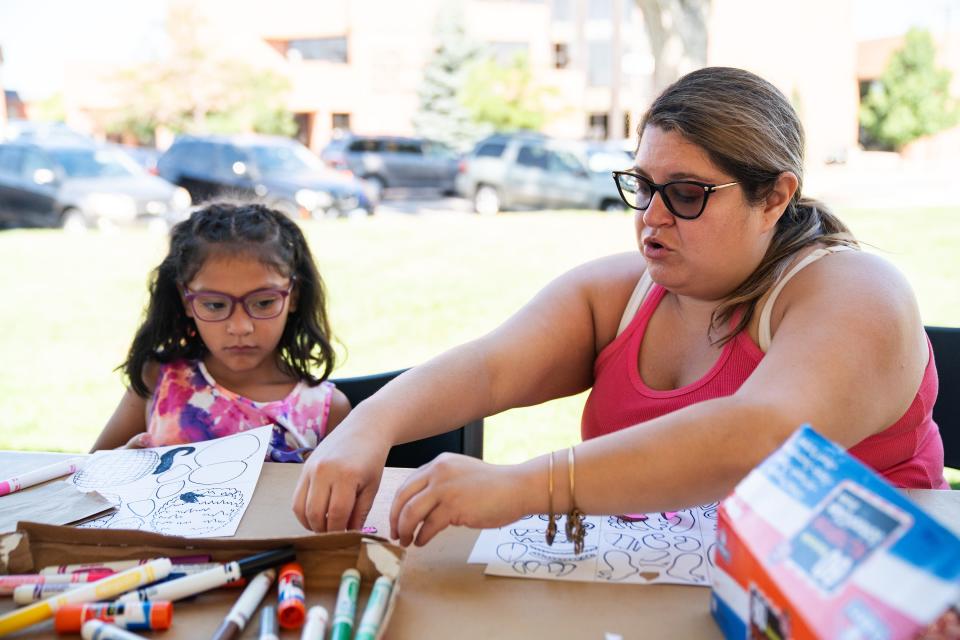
[92, 202, 351, 462]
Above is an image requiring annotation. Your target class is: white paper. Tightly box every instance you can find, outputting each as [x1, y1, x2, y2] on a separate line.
[480, 503, 719, 586]
[72, 427, 271, 538]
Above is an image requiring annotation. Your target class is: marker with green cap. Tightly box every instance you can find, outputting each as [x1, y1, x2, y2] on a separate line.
[355, 576, 394, 640]
[329, 568, 360, 640]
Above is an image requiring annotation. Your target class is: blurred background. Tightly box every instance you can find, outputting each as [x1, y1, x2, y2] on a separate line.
[0, 0, 958, 473]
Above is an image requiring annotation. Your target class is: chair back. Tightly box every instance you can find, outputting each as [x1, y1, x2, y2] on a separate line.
[331, 368, 484, 468]
[927, 326, 960, 470]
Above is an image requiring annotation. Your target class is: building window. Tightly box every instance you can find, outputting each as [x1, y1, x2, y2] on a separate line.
[588, 113, 608, 140]
[294, 113, 314, 147]
[331, 113, 351, 131]
[287, 37, 348, 63]
[588, 0, 612, 19]
[488, 41, 529, 65]
[552, 0, 573, 20]
[553, 42, 570, 69]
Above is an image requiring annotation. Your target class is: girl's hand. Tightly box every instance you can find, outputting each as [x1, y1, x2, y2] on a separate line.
[292, 420, 392, 532]
[120, 432, 152, 449]
[390, 453, 532, 547]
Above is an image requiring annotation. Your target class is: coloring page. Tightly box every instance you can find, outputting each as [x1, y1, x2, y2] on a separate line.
[72, 426, 271, 538]
[481, 503, 719, 586]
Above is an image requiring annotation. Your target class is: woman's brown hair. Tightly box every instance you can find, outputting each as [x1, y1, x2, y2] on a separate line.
[639, 66, 857, 344]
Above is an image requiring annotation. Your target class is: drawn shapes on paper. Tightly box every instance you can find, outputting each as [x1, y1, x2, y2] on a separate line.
[706, 542, 717, 567]
[666, 552, 707, 584]
[156, 481, 185, 499]
[109, 516, 145, 530]
[188, 460, 248, 485]
[607, 516, 649, 531]
[73, 450, 159, 489]
[153, 447, 196, 474]
[155, 464, 192, 484]
[641, 532, 671, 550]
[80, 512, 116, 529]
[662, 511, 695, 533]
[195, 433, 261, 464]
[513, 560, 577, 577]
[497, 542, 529, 563]
[598, 550, 641, 581]
[700, 502, 719, 520]
[151, 487, 244, 535]
[127, 499, 156, 518]
[671, 534, 702, 552]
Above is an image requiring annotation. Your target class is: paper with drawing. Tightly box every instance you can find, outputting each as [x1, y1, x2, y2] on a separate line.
[73, 427, 271, 538]
[474, 504, 719, 586]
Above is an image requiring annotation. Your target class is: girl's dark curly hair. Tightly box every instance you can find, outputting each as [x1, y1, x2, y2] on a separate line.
[123, 202, 336, 397]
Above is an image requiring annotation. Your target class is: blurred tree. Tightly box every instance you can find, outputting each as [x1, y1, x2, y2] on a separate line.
[105, 5, 294, 145]
[413, 3, 487, 151]
[461, 53, 553, 133]
[635, 0, 709, 93]
[30, 93, 67, 122]
[860, 28, 959, 151]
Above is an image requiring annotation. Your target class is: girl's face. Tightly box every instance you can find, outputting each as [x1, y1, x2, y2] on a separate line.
[183, 253, 295, 381]
[633, 126, 778, 301]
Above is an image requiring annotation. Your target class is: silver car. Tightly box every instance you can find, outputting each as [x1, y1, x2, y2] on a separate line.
[455, 134, 634, 214]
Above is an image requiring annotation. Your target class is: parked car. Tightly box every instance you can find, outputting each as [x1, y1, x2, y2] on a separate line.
[0, 140, 191, 231]
[320, 134, 460, 198]
[455, 133, 633, 215]
[157, 134, 373, 218]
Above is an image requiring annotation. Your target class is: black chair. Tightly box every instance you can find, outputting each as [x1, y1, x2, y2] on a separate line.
[927, 326, 960, 470]
[331, 368, 484, 468]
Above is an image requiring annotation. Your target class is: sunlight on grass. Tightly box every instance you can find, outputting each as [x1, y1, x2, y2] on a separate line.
[0, 207, 957, 470]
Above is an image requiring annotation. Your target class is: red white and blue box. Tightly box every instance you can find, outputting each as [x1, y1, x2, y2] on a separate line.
[711, 425, 960, 639]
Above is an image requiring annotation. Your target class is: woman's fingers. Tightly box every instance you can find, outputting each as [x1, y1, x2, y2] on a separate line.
[414, 503, 452, 547]
[326, 478, 361, 532]
[389, 470, 430, 539]
[348, 481, 379, 531]
[394, 485, 440, 547]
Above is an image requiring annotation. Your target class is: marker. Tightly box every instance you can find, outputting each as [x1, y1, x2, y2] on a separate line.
[277, 562, 306, 629]
[117, 547, 295, 604]
[0, 457, 85, 496]
[13, 583, 82, 604]
[81, 619, 148, 640]
[209, 569, 276, 640]
[354, 576, 394, 640]
[300, 606, 329, 640]
[41, 555, 212, 575]
[55, 601, 173, 633]
[0, 558, 171, 636]
[0, 570, 114, 596]
[258, 606, 279, 640]
[329, 568, 360, 640]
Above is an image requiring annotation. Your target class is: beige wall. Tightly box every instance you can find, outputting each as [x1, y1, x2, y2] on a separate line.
[709, 0, 859, 167]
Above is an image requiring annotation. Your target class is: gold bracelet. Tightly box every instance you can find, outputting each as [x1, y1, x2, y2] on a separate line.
[545, 451, 557, 546]
[565, 446, 586, 555]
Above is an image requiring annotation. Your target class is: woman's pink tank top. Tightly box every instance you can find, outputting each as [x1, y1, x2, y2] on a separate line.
[580, 283, 948, 489]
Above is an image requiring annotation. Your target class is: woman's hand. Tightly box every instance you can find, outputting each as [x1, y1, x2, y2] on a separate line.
[390, 453, 534, 547]
[120, 432, 152, 449]
[292, 420, 393, 533]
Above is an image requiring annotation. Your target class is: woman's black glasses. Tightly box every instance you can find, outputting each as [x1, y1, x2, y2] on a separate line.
[612, 171, 739, 220]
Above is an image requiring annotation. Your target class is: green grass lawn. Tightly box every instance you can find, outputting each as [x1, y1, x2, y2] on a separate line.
[1, 207, 958, 474]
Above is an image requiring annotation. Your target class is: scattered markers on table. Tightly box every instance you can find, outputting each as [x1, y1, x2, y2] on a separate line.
[474, 504, 720, 586]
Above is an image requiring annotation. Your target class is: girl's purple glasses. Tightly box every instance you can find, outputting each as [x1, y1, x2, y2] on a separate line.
[182, 282, 294, 322]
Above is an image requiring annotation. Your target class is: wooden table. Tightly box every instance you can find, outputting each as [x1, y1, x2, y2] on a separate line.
[2, 452, 959, 639]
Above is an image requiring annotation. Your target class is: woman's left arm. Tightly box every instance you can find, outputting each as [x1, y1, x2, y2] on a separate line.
[390, 251, 930, 545]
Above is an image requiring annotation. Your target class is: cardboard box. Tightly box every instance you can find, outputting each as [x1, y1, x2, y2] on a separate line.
[0, 521, 405, 638]
[711, 425, 960, 639]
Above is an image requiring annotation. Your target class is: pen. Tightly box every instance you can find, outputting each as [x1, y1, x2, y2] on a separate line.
[209, 569, 276, 640]
[258, 606, 279, 640]
[354, 576, 394, 640]
[81, 619, 148, 640]
[300, 606, 329, 640]
[0, 457, 85, 497]
[0, 558, 172, 636]
[117, 547, 294, 604]
[0, 570, 113, 596]
[329, 568, 360, 640]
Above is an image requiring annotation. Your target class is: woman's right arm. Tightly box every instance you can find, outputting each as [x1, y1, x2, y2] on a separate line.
[292, 253, 644, 533]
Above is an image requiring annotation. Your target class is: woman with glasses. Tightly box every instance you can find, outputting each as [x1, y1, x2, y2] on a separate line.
[294, 67, 947, 544]
[91, 202, 351, 462]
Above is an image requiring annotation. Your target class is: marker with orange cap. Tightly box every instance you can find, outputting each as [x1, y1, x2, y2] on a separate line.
[54, 601, 173, 633]
[277, 562, 306, 630]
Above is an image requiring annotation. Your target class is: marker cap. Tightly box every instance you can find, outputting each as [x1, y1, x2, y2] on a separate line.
[55, 601, 173, 633]
[277, 562, 306, 629]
